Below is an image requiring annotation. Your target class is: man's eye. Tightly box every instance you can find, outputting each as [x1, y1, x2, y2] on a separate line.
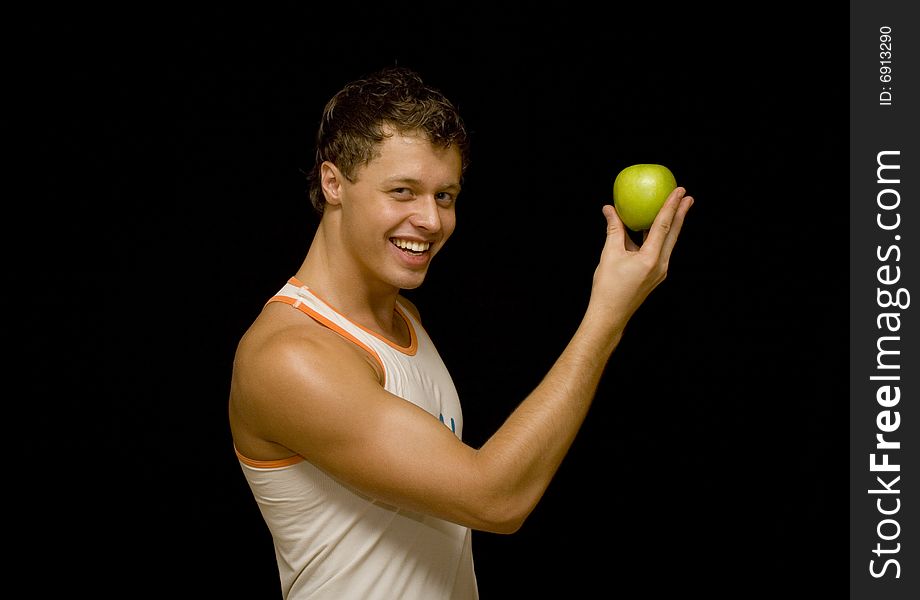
[391, 188, 413, 198]
[436, 192, 455, 206]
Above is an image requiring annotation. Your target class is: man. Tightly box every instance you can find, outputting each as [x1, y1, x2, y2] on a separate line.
[228, 65, 693, 599]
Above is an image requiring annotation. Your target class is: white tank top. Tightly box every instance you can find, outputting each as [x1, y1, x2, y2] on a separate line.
[236, 277, 478, 599]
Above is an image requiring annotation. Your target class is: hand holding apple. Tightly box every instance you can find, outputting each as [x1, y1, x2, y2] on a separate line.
[588, 170, 693, 336]
[612, 164, 678, 231]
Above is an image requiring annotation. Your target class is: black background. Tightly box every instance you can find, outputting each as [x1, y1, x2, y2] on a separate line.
[16, 4, 848, 598]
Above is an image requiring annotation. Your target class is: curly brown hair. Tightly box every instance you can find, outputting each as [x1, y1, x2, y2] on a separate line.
[307, 66, 470, 214]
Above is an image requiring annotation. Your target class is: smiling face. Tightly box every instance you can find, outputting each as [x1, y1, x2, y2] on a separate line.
[321, 129, 462, 293]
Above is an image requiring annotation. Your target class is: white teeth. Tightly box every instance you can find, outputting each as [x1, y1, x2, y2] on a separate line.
[392, 238, 431, 252]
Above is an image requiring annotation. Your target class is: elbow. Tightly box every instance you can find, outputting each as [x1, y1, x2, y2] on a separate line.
[488, 515, 526, 535]
[463, 453, 543, 534]
[471, 494, 535, 535]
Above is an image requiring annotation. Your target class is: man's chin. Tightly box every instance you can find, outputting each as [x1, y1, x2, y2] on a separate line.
[397, 277, 426, 291]
[393, 269, 430, 291]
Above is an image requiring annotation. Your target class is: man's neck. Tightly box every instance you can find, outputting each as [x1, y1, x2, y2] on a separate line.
[294, 227, 403, 341]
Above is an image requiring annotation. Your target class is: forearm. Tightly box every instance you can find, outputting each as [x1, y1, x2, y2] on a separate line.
[469, 192, 692, 532]
[475, 310, 623, 528]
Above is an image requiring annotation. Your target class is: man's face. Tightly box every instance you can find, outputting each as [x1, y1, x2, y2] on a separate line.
[333, 130, 462, 292]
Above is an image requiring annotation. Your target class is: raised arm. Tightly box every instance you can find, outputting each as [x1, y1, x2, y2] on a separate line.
[230, 187, 693, 534]
[475, 186, 694, 527]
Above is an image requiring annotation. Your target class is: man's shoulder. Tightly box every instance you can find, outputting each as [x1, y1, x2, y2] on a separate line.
[229, 303, 386, 462]
[235, 302, 383, 385]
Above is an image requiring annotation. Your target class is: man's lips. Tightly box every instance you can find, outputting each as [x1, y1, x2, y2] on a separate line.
[390, 237, 432, 254]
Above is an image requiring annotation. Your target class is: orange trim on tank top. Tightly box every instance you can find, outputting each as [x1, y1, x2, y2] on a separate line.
[267, 295, 387, 387]
[235, 446, 304, 469]
[287, 276, 418, 356]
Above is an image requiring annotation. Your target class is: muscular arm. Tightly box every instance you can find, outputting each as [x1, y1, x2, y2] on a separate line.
[231, 187, 693, 534]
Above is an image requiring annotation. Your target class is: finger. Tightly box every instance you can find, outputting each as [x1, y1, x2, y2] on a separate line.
[604, 204, 640, 251]
[625, 230, 640, 253]
[658, 194, 694, 261]
[642, 187, 685, 254]
[602, 204, 627, 249]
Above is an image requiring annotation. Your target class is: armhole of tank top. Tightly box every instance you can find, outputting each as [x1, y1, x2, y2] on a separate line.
[235, 446, 304, 469]
[267, 295, 387, 387]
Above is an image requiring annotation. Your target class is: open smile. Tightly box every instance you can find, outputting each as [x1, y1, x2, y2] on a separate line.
[390, 238, 432, 256]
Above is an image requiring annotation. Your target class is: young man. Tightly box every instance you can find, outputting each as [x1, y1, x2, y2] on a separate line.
[229, 66, 693, 599]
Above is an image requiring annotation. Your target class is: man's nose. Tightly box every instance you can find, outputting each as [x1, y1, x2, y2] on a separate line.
[410, 196, 442, 232]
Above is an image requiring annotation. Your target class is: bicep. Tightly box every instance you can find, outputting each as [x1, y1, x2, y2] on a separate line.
[253, 336, 486, 527]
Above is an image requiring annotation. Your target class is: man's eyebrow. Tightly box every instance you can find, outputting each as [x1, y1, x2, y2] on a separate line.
[382, 177, 461, 191]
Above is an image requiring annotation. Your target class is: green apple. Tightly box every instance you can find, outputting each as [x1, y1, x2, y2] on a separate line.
[612, 164, 677, 231]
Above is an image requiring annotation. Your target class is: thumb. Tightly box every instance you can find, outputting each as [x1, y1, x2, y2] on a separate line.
[602, 204, 626, 246]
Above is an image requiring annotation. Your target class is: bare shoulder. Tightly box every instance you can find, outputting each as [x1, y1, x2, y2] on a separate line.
[229, 303, 383, 459]
[234, 303, 384, 399]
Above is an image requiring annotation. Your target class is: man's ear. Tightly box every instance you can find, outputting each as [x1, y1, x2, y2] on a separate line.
[320, 161, 345, 206]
